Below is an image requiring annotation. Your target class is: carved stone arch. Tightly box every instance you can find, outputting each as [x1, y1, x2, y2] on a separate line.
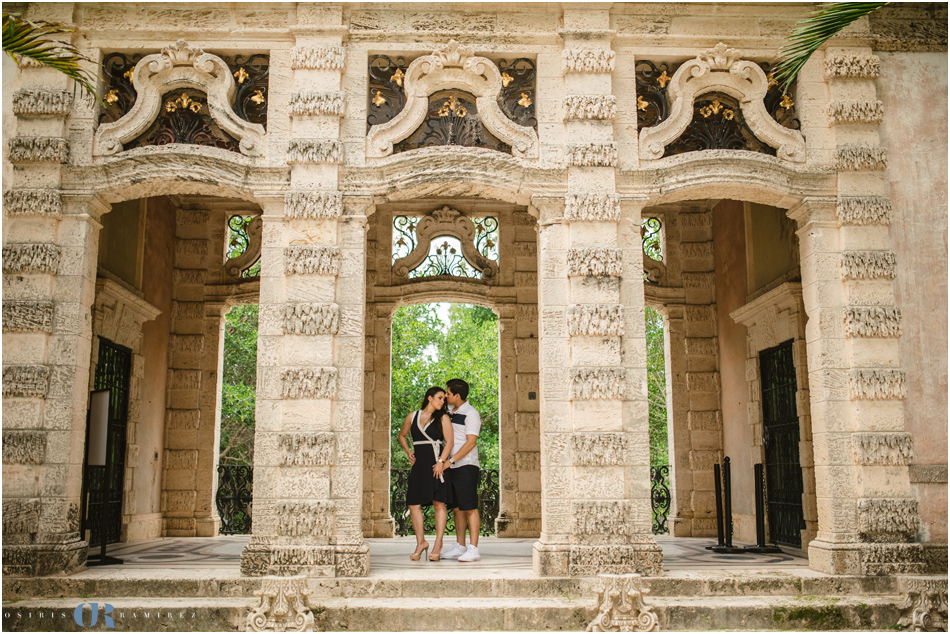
[391, 206, 499, 283]
[94, 40, 266, 157]
[638, 43, 806, 163]
[366, 41, 539, 159]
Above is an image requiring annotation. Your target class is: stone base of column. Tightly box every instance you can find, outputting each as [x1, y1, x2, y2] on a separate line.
[195, 516, 220, 537]
[533, 541, 664, 577]
[2, 537, 87, 576]
[241, 538, 370, 577]
[922, 543, 949, 574]
[809, 539, 925, 575]
[364, 517, 394, 538]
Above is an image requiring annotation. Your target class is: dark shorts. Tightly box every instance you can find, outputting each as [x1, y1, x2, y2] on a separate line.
[447, 465, 480, 511]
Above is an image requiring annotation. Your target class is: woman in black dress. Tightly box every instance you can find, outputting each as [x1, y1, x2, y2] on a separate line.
[397, 386, 454, 561]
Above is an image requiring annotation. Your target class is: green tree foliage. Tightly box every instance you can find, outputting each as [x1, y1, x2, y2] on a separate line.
[390, 303, 500, 469]
[219, 304, 258, 466]
[645, 306, 669, 466]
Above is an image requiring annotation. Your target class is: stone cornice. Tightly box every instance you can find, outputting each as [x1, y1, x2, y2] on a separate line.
[95, 277, 161, 324]
[730, 282, 803, 327]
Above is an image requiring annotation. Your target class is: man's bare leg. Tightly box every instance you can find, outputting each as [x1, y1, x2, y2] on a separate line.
[454, 508, 468, 546]
[467, 510, 480, 547]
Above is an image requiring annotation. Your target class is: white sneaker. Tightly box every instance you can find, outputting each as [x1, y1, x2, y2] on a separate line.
[457, 545, 481, 562]
[442, 542, 467, 560]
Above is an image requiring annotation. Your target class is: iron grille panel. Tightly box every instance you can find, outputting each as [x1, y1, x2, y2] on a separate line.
[390, 468, 499, 536]
[651, 465, 671, 534]
[216, 465, 253, 535]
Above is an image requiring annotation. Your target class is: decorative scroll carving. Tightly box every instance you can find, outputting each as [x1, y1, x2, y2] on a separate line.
[289, 90, 346, 117]
[849, 369, 907, 400]
[837, 196, 893, 226]
[898, 578, 948, 632]
[3, 498, 40, 535]
[391, 206, 499, 282]
[93, 40, 265, 157]
[564, 193, 621, 222]
[275, 501, 334, 537]
[853, 432, 915, 466]
[824, 53, 881, 78]
[570, 368, 626, 400]
[842, 250, 897, 280]
[2, 365, 50, 397]
[8, 137, 69, 163]
[284, 246, 341, 276]
[278, 433, 335, 466]
[280, 368, 338, 399]
[561, 48, 616, 74]
[568, 305, 625, 337]
[246, 576, 315, 632]
[284, 192, 343, 219]
[587, 574, 659, 632]
[291, 45, 345, 70]
[574, 502, 631, 535]
[567, 143, 618, 167]
[225, 216, 262, 278]
[567, 248, 623, 277]
[2, 431, 46, 464]
[366, 40, 539, 159]
[572, 433, 629, 466]
[845, 306, 902, 338]
[3, 189, 62, 217]
[283, 303, 340, 336]
[828, 100, 885, 124]
[3, 301, 54, 333]
[12, 90, 73, 116]
[834, 144, 888, 171]
[638, 43, 805, 162]
[563, 95, 618, 121]
[858, 498, 919, 542]
[287, 139, 344, 165]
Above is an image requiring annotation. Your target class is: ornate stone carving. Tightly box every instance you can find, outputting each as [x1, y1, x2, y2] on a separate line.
[836, 197, 893, 226]
[2, 365, 50, 398]
[571, 546, 664, 577]
[567, 143, 618, 167]
[287, 139, 344, 165]
[3, 498, 40, 534]
[834, 144, 888, 171]
[366, 40, 538, 159]
[898, 577, 948, 632]
[94, 40, 265, 156]
[246, 576, 315, 632]
[12, 90, 73, 117]
[824, 53, 881, 78]
[2, 189, 62, 217]
[2, 431, 46, 464]
[828, 100, 885, 124]
[563, 95, 618, 121]
[284, 192, 343, 219]
[284, 246, 341, 276]
[570, 368, 626, 400]
[568, 304, 625, 337]
[587, 574, 659, 632]
[849, 369, 907, 400]
[574, 502, 631, 535]
[862, 543, 924, 576]
[282, 303, 340, 336]
[639, 43, 806, 162]
[391, 206, 499, 281]
[571, 433, 628, 466]
[561, 48, 616, 74]
[853, 432, 915, 466]
[291, 45, 345, 70]
[278, 433, 335, 466]
[275, 501, 334, 537]
[858, 498, 919, 542]
[225, 216, 262, 278]
[845, 306, 903, 338]
[564, 193, 621, 222]
[567, 248, 623, 277]
[842, 250, 898, 279]
[3, 301, 54, 333]
[280, 368, 338, 399]
[289, 91, 346, 117]
[8, 137, 69, 163]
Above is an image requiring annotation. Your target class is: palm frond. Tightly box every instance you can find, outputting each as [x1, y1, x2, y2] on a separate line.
[773, 2, 888, 92]
[2, 13, 99, 99]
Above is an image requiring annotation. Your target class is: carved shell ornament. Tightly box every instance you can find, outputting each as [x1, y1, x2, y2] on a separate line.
[638, 42, 805, 162]
[366, 40, 539, 159]
[94, 40, 266, 157]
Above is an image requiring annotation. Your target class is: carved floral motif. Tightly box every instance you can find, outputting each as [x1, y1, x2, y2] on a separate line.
[284, 247, 341, 276]
[570, 368, 626, 400]
[587, 573, 659, 632]
[898, 578, 948, 632]
[567, 248, 623, 277]
[564, 193, 621, 222]
[567, 304, 625, 337]
[280, 368, 338, 399]
[246, 576, 315, 632]
[282, 303, 340, 335]
[842, 250, 897, 279]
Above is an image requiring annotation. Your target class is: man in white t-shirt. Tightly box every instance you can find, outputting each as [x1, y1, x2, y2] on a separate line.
[439, 378, 482, 562]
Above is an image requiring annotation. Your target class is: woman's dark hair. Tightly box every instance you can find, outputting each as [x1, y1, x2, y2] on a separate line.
[420, 386, 446, 413]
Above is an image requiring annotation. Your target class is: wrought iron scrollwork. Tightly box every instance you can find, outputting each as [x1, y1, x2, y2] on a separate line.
[392, 216, 419, 261]
[367, 55, 409, 129]
[413, 237, 477, 278]
[216, 465, 253, 535]
[635, 60, 677, 129]
[392, 214, 499, 280]
[393, 90, 512, 154]
[759, 62, 802, 132]
[390, 467, 499, 536]
[222, 54, 270, 129]
[497, 58, 537, 129]
[226, 215, 263, 278]
[472, 217, 499, 261]
[642, 217, 666, 284]
[666, 92, 775, 157]
[651, 464, 671, 535]
[125, 89, 241, 152]
[99, 52, 144, 125]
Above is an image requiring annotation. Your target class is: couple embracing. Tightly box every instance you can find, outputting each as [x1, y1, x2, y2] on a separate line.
[397, 378, 482, 562]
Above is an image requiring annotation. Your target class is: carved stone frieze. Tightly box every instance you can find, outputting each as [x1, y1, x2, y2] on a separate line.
[836, 197, 893, 226]
[280, 368, 338, 399]
[587, 574, 659, 632]
[289, 90, 346, 117]
[681, 242, 713, 259]
[170, 334, 203, 353]
[287, 140, 344, 165]
[858, 498, 919, 542]
[3, 498, 40, 535]
[291, 45, 346, 70]
[574, 501, 631, 535]
[898, 577, 949, 632]
[284, 246, 341, 276]
[845, 306, 903, 338]
[571, 433, 628, 466]
[561, 48, 616, 74]
[862, 543, 924, 576]
[278, 432, 335, 466]
[834, 144, 888, 171]
[824, 53, 881, 78]
[563, 95, 618, 121]
[849, 369, 907, 400]
[567, 248, 623, 277]
[3, 301, 54, 333]
[564, 193, 621, 222]
[570, 545, 664, 577]
[3, 189, 62, 217]
[567, 304, 624, 337]
[2, 365, 50, 398]
[828, 100, 885, 124]
[2, 431, 46, 464]
[853, 432, 915, 466]
[12, 90, 73, 117]
[679, 212, 712, 228]
[570, 368, 626, 400]
[275, 501, 334, 537]
[284, 192, 343, 219]
[282, 303, 340, 335]
[246, 576, 315, 632]
[842, 250, 897, 279]
[241, 540, 335, 577]
[567, 143, 618, 167]
[8, 137, 69, 163]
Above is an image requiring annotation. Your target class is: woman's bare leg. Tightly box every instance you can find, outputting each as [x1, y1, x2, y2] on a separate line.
[408, 504, 426, 553]
[433, 501, 448, 552]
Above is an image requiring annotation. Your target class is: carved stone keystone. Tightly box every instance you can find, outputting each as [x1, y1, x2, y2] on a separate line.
[246, 576, 315, 632]
[587, 573, 659, 632]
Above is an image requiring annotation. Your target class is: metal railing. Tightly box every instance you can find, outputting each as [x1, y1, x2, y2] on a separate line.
[216, 465, 253, 535]
[390, 468, 499, 536]
[651, 464, 671, 534]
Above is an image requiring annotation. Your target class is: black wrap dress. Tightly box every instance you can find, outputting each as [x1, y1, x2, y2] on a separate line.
[405, 410, 450, 507]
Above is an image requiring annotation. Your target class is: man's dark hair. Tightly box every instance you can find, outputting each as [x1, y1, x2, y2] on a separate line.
[446, 378, 469, 401]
